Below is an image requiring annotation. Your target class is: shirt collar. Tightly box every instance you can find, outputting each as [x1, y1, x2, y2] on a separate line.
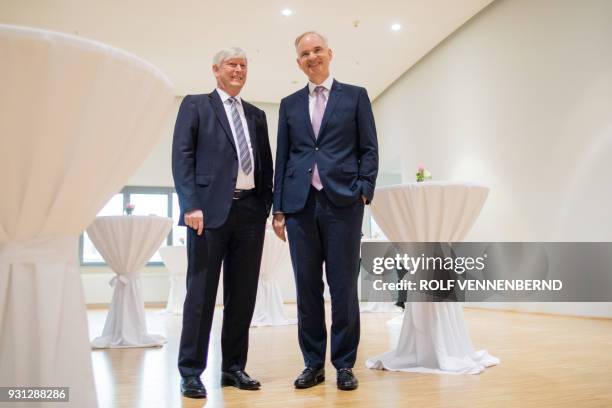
[308, 76, 334, 95]
[217, 88, 242, 105]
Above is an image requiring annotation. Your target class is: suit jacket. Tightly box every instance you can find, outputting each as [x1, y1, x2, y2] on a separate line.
[273, 80, 378, 214]
[172, 90, 273, 229]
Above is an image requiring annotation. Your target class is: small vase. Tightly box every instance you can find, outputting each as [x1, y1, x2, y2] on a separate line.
[125, 209, 133, 215]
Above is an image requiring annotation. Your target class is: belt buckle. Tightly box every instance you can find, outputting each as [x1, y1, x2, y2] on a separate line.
[233, 190, 241, 200]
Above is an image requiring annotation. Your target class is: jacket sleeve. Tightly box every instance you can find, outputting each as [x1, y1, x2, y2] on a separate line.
[356, 87, 379, 203]
[259, 109, 274, 215]
[171, 95, 201, 213]
[272, 99, 289, 213]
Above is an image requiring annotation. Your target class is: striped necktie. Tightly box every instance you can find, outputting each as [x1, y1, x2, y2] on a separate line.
[228, 97, 252, 175]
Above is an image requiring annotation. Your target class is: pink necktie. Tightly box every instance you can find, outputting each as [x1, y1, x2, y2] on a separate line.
[311, 86, 325, 190]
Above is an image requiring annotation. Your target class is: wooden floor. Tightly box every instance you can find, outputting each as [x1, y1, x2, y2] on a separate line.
[87, 305, 612, 408]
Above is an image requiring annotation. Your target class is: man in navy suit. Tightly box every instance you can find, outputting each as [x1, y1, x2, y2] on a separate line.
[172, 47, 273, 399]
[272, 31, 378, 391]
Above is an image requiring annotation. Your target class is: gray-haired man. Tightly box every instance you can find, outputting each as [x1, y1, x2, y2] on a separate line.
[173, 47, 273, 398]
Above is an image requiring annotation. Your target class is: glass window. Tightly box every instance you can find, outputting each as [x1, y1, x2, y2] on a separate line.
[128, 193, 168, 217]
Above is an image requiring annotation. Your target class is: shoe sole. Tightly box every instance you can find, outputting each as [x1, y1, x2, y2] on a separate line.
[294, 375, 325, 389]
[220, 376, 260, 390]
[181, 390, 207, 399]
[337, 383, 358, 391]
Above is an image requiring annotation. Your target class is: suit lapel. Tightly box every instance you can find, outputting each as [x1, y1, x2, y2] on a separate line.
[209, 90, 236, 152]
[317, 80, 342, 141]
[299, 85, 317, 142]
[243, 102, 258, 160]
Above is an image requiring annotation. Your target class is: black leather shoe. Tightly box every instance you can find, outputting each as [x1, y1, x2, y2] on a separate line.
[294, 367, 325, 389]
[221, 370, 261, 390]
[180, 376, 207, 398]
[336, 368, 358, 390]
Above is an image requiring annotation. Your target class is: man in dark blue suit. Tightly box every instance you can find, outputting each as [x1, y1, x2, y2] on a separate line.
[272, 31, 378, 391]
[172, 47, 273, 399]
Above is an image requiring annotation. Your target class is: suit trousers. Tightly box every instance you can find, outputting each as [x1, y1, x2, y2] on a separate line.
[285, 187, 364, 369]
[178, 195, 266, 377]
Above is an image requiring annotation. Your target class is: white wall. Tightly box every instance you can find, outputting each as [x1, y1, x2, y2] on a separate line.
[372, 0, 612, 317]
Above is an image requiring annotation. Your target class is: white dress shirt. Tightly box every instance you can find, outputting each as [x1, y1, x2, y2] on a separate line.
[308, 75, 334, 118]
[216, 88, 255, 190]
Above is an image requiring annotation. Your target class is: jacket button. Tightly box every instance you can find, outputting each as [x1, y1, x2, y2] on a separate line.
[315, 147, 319, 151]
[308, 168, 312, 173]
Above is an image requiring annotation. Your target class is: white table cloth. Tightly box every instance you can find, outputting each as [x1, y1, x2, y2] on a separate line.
[251, 229, 297, 326]
[159, 245, 187, 314]
[366, 182, 500, 374]
[87, 216, 172, 348]
[0, 25, 174, 407]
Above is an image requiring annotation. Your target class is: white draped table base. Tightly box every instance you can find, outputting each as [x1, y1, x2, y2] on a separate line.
[366, 182, 500, 374]
[159, 246, 187, 315]
[0, 236, 97, 406]
[251, 278, 297, 327]
[163, 274, 187, 315]
[91, 275, 166, 348]
[366, 303, 499, 374]
[0, 24, 174, 407]
[87, 216, 171, 348]
[250, 230, 296, 327]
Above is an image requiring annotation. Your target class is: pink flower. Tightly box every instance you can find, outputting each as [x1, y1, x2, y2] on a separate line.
[417, 164, 425, 172]
[126, 203, 135, 210]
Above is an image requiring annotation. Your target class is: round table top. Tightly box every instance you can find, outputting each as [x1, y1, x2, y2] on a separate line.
[371, 182, 489, 242]
[0, 24, 175, 243]
[86, 216, 172, 275]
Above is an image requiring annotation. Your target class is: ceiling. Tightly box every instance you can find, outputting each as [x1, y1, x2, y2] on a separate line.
[1, 0, 494, 103]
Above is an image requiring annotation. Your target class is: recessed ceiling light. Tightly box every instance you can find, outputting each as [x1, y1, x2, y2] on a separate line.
[391, 23, 402, 31]
[281, 9, 293, 17]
